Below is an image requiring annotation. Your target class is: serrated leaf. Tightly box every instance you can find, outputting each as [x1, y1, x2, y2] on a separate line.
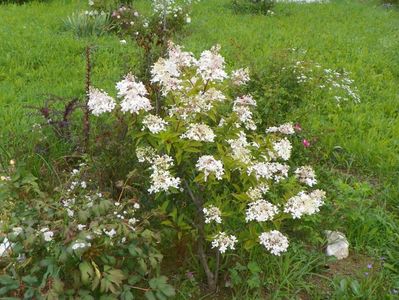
[145, 290, 157, 300]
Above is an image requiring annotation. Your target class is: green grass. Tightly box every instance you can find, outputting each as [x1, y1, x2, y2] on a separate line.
[0, 0, 398, 298]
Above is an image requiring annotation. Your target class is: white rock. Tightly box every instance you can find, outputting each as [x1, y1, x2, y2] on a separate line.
[325, 230, 349, 260]
[0, 237, 12, 257]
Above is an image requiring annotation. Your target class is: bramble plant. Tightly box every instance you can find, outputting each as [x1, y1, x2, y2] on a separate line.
[87, 42, 327, 290]
[0, 161, 174, 299]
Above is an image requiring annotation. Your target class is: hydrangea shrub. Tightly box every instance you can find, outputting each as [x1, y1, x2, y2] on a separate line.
[87, 42, 326, 289]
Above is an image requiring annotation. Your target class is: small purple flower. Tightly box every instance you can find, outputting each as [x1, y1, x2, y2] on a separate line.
[367, 264, 373, 269]
[186, 271, 194, 280]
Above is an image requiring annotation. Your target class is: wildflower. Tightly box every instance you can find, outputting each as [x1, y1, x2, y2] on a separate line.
[295, 166, 317, 186]
[181, 123, 215, 142]
[196, 155, 224, 181]
[294, 123, 302, 132]
[40, 228, 54, 242]
[77, 224, 86, 231]
[246, 200, 279, 222]
[104, 228, 117, 238]
[88, 87, 116, 116]
[117, 73, 152, 114]
[133, 203, 140, 209]
[80, 181, 87, 189]
[284, 190, 326, 219]
[211, 232, 237, 253]
[72, 241, 91, 250]
[259, 230, 289, 256]
[128, 218, 137, 226]
[120, 39, 127, 44]
[186, 271, 194, 280]
[203, 205, 222, 224]
[302, 139, 311, 148]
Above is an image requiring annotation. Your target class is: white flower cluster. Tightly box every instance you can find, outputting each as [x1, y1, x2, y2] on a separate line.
[151, 43, 196, 95]
[168, 88, 226, 119]
[197, 45, 227, 82]
[116, 73, 153, 114]
[232, 95, 257, 131]
[142, 114, 168, 134]
[203, 205, 222, 224]
[148, 154, 181, 194]
[266, 122, 295, 135]
[136, 145, 157, 163]
[181, 123, 215, 142]
[211, 232, 237, 253]
[284, 190, 326, 219]
[291, 59, 360, 103]
[88, 87, 116, 116]
[227, 131, 252, 164]
[40, 228, 54, 242]
[196, 155, 224, 181]
[245, 200, 279, 222]
[231, 68, 250, 85]
[271, 138, 292, 161]
[295, 166, 317, 187]
[248, 162, 289, 182]
[247, 184, 269, 201]
[259, 230, 289, 256]
[71, 241, 91, 251]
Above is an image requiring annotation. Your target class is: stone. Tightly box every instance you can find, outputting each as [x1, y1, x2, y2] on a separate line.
[0, 237, 11, 257]
[325, 230, 349, 260]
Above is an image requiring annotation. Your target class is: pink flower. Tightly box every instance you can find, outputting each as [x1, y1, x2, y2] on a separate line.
[302, 139, 310, 148]
[294, 123, 302, 132]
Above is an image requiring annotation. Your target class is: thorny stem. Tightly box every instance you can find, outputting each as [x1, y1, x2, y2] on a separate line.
[83, 46, 91, 152]
[184, 181, 217, 291]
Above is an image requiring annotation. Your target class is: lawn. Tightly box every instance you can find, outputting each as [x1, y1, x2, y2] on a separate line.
[0, 0, 398, 298]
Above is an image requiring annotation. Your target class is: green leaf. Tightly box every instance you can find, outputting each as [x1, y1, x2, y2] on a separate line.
[247, 261, 261, 274]
[0, 275, 17, 286]
[145, 290, 157, 300]
[79, 261, 94, 285]
[350, 280, 361, 296]
[121, 288, 135, 300]
[22, 275, 38, 285]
